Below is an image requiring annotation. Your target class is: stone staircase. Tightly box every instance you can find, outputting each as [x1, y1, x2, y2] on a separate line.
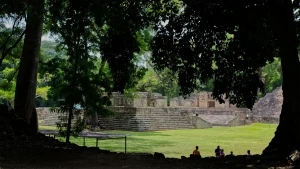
[37, 107, 247, 131]
[39, 112, 60, 126]
[100, 108, 195, 131]
[100, 112, 139, 130]
[197, 114, 237, 126]
[137, 110, 195, 130]
[38, 108, 81, 126]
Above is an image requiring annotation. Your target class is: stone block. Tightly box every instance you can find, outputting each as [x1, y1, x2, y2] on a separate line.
[111, 92, 122, 106]
[199, 101, 208, 108]
[170, 100, 179, 107]
[123, 98, 134, 107]
[191, 98, 199, 107]
[133, 98, 147, 107]
[199, 93, 209, 100]
[215, 102, 226, 108]
[229, 104, 237, 108]
[182, 99, 194, 107]
[207, 101, 215, 107]
[178, 98, 186, 106]
[153, 98, 167, 107]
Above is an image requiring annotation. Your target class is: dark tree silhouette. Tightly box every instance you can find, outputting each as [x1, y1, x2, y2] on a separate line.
[151, 0, 300, 156]
[14, 0, 44, 134]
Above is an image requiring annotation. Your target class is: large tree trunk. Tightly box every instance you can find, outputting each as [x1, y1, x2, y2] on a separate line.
[14, 0, 44, 134]
[263, 0, 300, 157]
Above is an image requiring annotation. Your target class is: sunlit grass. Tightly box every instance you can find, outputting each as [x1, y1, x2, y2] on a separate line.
[40, 123, 277, 158]
[39, 125, 57, 130]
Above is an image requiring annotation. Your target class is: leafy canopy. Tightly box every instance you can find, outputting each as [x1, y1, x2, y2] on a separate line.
[151, 1, 278, 108]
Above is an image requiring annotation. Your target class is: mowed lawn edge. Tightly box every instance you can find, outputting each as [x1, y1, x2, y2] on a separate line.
[39, 123, 277, 158]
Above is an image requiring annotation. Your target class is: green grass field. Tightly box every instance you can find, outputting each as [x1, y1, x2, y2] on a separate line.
[39, 123, 277, 158]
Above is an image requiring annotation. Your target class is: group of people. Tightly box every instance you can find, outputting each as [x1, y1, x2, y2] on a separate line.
[192, 145, 252, 158]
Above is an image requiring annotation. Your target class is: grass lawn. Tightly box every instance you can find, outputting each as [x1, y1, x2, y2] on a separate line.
[39, 123, 277, 158]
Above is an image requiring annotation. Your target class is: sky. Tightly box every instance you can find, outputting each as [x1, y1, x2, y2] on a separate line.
[42, 33, 54, 41]
[4, 17, 54, 42]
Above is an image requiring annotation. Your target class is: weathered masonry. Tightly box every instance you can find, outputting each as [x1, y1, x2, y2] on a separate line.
[37, 92, 249, 131]
[99, 92, 248, 131]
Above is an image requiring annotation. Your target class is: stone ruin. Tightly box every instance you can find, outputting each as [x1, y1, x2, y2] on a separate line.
[37, 91, 249, 131]
[111, 92, 167, 107]
[250, 86, 282, 123]
[110, 91, 236, 109]
[95, 91, 248, 131]
[170, 92, 237, 109]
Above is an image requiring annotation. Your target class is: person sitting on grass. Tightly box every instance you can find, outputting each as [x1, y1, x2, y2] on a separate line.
[215, 145, 221, 158]
[220, 149, 225, 158]
[247, 150, 251, 156]
[190, 146, 201, 159]
[193, 146, 201, 156]
[229, 151, 235, 157]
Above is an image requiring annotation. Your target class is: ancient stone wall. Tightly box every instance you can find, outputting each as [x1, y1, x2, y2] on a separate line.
[110, 91, 240, 110]
[169, 92, 233, 109]
[111, 92, 148, 107]
[37, 106, 247, 131]
[37, 108, 82, 126]
[250, 116, 279, 124]
[37, 91, 250, 130]
[250, 86, 282, 123]
[98, 107, 247, 131]
[100, 107, 214, 131]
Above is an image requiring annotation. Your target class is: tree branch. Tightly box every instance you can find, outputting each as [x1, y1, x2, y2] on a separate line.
[0, 15, 22, 52]
[0, 29, 26, 66]
[7, 66, 20, 84]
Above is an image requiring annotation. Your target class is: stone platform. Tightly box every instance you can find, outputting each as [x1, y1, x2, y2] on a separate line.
[99, 107, 247, 131]
[37, 91, 249, 131]
[36, 107, 247, 131]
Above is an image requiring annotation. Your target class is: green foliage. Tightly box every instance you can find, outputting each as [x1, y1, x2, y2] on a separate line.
[0, 23, 23, 103]
[36, 86, 50, 100]
[89, 0, 182, 92]
[261, 58, 282, 95]
[134, 68, 180, 101]
[0, 15, 25, 66]
[43, 0, 182, 137]
[151, 1, 278, 108]
[0, 38, 55, 106]
[46, 1, 114, 137]
[0, 66, 16, 102]
[195, 78, 214, 92]
[50, 107, 84, 137]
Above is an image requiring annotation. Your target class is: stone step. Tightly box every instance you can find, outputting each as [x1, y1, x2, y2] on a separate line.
[197, 115, 236, 125]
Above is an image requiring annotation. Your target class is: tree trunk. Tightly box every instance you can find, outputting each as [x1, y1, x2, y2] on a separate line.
[263, 0, 300, 157]
[65, 36, 81, 143]
[14, 0, 44, 134]
[28, 106, 39, 135]
[90, 58, 107, 130]
[66, 103, 74, 143]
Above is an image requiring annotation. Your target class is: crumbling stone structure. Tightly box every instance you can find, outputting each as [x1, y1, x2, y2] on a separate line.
[250, 86, 282, 124]
[101, 92, 247, 130]
[37, 91, 249, 131]
[111, 92, 149, 107]
[170, 92, 236, 109]
[111, 92, 167, 108]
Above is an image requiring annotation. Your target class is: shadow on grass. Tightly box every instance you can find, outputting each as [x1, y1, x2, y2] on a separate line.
[102, 130, 172, 137]
[55, 134, 174, 154]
